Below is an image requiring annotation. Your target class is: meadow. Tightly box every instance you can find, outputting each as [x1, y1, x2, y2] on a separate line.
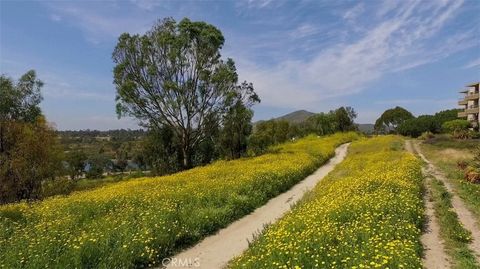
[229, 136, 424, 269]
[421, 140, 480, 221]
[0, 132, 358, 268]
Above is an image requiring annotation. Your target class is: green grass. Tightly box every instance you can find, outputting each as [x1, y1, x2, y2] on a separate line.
[423, 134, 480, 149]
[420, 143, 480, 222]
[429, 178, 479, 268]
[40, 171, 151, 199]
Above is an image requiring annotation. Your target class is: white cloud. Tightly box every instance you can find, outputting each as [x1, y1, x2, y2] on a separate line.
[129, 0, 163, 11]
[36, 0, 475, 122]
[343, 3, 364, 23]
[45, 4, 154, 43]
[244, 0, 276, 9]
[464, 57, 480, 69]
[235, 0, 469, 111]
[50, 14, 61, 22]
[288, 23, 325, 39]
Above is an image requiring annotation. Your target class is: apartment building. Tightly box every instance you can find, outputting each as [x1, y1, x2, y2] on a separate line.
[458, 82, 480, 128]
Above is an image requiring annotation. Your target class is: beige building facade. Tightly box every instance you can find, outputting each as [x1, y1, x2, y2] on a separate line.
[458, 82, 480, 128]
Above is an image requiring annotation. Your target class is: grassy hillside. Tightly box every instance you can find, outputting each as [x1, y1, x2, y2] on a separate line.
[0, 132, 359, 268]
[276, 110, 316, 123]
[255, 110, 315, 125]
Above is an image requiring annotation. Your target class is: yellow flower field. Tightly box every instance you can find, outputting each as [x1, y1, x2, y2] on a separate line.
[0, 132, 358, 268]
[229, 136, 424, 269]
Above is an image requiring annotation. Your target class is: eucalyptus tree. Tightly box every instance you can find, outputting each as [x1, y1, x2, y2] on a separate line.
[113, 18, 259, 169]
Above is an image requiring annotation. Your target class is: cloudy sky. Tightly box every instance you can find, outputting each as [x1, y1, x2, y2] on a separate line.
[1, 0, 479, 130]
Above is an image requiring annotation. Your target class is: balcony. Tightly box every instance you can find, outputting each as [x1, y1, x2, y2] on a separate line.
[466, 92, 480, 100]
[458, 111, 467, 117]
[458, 99, 468, 105]
[465, 106, 480, 114]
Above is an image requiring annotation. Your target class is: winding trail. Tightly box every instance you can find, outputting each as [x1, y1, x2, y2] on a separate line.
[410, 141, 480, 265]
[406, 140, 450, 269]
[163, 143, 350, 269]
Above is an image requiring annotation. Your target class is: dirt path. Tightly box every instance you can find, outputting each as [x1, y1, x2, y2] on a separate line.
[162, 143, 350, 269]
[411, 141, 480, 263]
[406, 140, 450, 269]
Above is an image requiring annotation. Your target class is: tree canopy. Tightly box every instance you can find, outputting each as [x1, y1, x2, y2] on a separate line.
[113, 18, 259, 169]
[0, 71, 62, 203]
[0, 70, 43, 123]
[374, 106, 414, 133]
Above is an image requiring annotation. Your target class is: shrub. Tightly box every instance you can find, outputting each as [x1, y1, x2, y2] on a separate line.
[397, 115, 439, 137]
[419, 131, 435, 140]
[442, 120, 471, 134]
[452, 129, 472, 139]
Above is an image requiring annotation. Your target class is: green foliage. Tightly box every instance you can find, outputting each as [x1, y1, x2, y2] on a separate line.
[305, 112, 338, 135]
[334, 106, 358, 132]
[434, 109, 461, 125]
[140, 127, 181, 175]
[0, 71, 62, 204]
[113, 17, 258, 169]
[0, 70, 43, 123]
[442, 120, 471, 134]
[394, 108, 464, 138]
[429, 178, 478, 268]
[85, 154, 111, 179]
[249, 107, 358, 155]
[220, 83, 259, 159]
[374, 106, 414, 133]
[397, 115, 438, 137]
[0, 118, 63, 203]
[419, 131, 435, 140]
[65, 149, 87, 180]
[248, 120, 293, 155]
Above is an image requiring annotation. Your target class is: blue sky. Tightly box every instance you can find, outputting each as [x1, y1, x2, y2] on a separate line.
[1, 0, 479, 130]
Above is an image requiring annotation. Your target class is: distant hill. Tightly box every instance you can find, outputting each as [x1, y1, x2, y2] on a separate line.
[356, 123, 375, 134]
[274, 110, 316, 124]
[254, 110, 315, 126]
[256, 110, 375, 134]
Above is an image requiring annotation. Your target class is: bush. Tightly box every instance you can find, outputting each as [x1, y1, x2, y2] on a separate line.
[419, 131, 435, 140]
[397, 115, 438, 137]
[452, 129, 472, 139]
[442, 119, 471, 134]
[40, 178, 75, 198]
[457, 146, 480, 184]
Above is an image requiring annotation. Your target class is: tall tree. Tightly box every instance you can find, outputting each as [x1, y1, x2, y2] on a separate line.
[0, 71, 62, 203]
[374, 106, 414, 133]
[333, 106, 357, 132]
[65, 149, 87, 180]
[113, 18, 258, 169]
[220, 82, 260, 159]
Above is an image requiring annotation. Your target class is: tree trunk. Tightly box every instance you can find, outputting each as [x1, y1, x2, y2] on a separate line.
[181, 133, 192, 169]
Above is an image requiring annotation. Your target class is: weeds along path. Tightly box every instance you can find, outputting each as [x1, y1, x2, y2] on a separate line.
[163, 143, 350, 269]
[405, 140, 450, 268]
[411, 141, 480, 263]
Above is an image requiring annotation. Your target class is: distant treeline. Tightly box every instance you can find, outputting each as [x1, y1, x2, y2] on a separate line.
[374, 106, 479, 138]
[58, 129, 146, 140]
